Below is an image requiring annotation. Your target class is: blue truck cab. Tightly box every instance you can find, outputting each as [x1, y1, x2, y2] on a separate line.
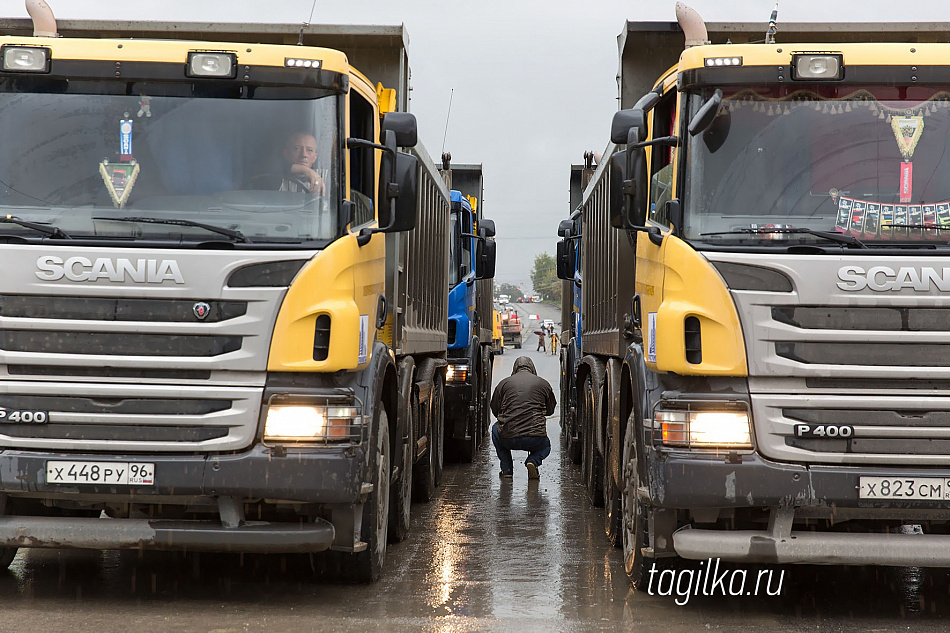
[444, 187, 496, 462]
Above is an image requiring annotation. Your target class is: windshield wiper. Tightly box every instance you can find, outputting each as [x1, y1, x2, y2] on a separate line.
[94, 216, 251, 244]
[700, 227, 867, 249]
[0, 216, 71, 239]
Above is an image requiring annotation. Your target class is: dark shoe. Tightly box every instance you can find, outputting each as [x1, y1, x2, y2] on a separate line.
[526, 462, 540, 480]
[499, 471, 513, 480]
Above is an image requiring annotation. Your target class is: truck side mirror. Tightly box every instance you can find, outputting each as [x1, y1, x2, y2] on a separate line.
[611, 108, 647, 145]
[475, 239, 496, 280]
[381, 112, 418, 147]
[557, 218, 573, 238]
[556, 238, 574, 280]
[610, 150, 647, 229]
[384, 151, 418, 232]
[688, 89, 723, 137]
[478, 218, 496, 238]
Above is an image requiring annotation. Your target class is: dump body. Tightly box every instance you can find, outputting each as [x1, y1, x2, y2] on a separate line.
[0, 18, 449, 580]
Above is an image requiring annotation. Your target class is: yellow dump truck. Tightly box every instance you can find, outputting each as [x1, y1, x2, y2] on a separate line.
[0, 3, 451, 582]
[561, 4, 950, 588]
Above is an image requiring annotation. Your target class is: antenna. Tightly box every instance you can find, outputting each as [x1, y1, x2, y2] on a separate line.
[440, 88, 454, 156]
[765, 2, 779, 44]
[299, 0, 318, 45]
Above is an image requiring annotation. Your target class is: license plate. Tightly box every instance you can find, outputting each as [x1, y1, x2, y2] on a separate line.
[46, 461, 154, 486]
[859, 476, 950, 500]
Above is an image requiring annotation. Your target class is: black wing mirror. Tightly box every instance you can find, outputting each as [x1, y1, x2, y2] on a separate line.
[381, 112, 418, 147]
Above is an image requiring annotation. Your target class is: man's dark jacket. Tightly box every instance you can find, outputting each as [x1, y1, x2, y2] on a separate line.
[490, 356, 556, 438]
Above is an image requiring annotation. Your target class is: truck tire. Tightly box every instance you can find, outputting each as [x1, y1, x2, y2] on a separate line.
[621, 418, 652, 589]
[344, 410, 391, 583]
[413, 376, 444, 501]
[603, 414, 622, 547]
[581, 373, 604, 507]
[480, 348, 493, 439]
[389, 392, 415, 543]
[0, 548, 16, 569]
[453, 363, 478, 463]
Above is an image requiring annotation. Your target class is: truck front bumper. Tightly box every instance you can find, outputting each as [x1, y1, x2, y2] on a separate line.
[651, 448, 950, 566]
[0, 445, 364, 553]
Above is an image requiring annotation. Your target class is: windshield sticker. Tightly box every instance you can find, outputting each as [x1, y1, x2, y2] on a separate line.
[99, 161, 139, 208]
[893, 116, 923, 203]
[833, 196, 950, 240]
[899, 161, 914, 203]
[893, 116, 924, 160]
[850, 200, 866, 233]
[864, 203, 880, 237]
[835, 197, 852, 233]
[100, 118, 139, 208]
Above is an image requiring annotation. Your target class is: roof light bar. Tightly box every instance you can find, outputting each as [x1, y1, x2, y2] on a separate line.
[704, 56, 742, 68]
[285, 58, 323, 69]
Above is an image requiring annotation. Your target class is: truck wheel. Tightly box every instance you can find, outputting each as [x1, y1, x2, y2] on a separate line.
[603, 414, 622, 548]
[0, 548, 17, 569]
[581, 373, 604, 507]
[389, 395, 414, 543]
[480, 350, 493, 439]
[621, 417, 652, 589]
[453, 365, 478, 463]
[348, 410, 391, 583]
[413, 376, 444, 501]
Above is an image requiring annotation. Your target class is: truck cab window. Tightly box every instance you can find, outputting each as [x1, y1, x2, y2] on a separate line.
[649, 91, 677, 226]
[349, 91, 376, 226]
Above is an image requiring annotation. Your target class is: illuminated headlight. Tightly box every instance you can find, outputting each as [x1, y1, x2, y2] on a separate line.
[704, 57, 742, 67]
[187, 52, 237, 78]
[793, 54, 843, 81]
[655, 408, 752, 449]
[264, 405, 359, 442]
[1, 46, 50, 73]
[285, 57, 323, 69]
[446, 364, 470, 383]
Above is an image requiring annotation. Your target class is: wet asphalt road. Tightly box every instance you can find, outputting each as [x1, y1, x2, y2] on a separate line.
[2, 304, 950, 631]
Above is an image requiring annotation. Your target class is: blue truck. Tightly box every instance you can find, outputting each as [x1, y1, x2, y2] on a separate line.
[443, 164, 496, 463]
[557, 158, 594, 467]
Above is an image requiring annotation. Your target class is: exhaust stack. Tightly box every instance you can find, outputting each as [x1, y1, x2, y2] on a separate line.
[25, 0, 58, 37]
[675, 2, 710, 48]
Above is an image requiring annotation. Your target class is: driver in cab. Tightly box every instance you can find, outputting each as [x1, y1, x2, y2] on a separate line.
[250, 131, 325, 194]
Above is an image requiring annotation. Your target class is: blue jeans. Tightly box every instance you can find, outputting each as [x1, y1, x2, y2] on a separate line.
[492, 422, 551, 475]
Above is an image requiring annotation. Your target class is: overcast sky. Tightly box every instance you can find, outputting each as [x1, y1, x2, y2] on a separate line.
[4, 1, 949, 289]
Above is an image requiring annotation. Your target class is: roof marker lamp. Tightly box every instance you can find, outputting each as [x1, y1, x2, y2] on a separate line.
[793, 54, 843, 81]
[285, 58, 323, 69]
[1, 46, 50, 73]
[187, 52, 236, 78]
[704, 57, 742, 68]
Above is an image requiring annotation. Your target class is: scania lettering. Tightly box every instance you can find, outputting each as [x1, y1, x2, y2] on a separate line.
[0, 2, 454, 583]
[35, 256, 185, 284]
[559, 3, 950, 588]
[836, 265, 950, 292]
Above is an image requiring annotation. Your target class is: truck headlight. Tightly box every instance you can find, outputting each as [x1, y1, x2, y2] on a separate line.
[446, 364, 470, 383]
[654, 407, 752, 449]
[264, 405, 359, 442]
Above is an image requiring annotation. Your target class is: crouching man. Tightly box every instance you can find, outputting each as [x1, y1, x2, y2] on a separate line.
[490, 356, 556, 480]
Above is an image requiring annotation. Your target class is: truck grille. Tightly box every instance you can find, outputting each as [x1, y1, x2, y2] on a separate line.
[0, 331, 242, 356]
[708, 252, 950, 465]
[0, 295, 247, 322]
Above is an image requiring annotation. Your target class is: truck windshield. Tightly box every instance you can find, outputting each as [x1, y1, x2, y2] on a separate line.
[684, 84, 950, 247]
[0, 83, 340, 246]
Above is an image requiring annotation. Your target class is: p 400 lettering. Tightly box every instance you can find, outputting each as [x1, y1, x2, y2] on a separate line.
[794, 424, 853, 439]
